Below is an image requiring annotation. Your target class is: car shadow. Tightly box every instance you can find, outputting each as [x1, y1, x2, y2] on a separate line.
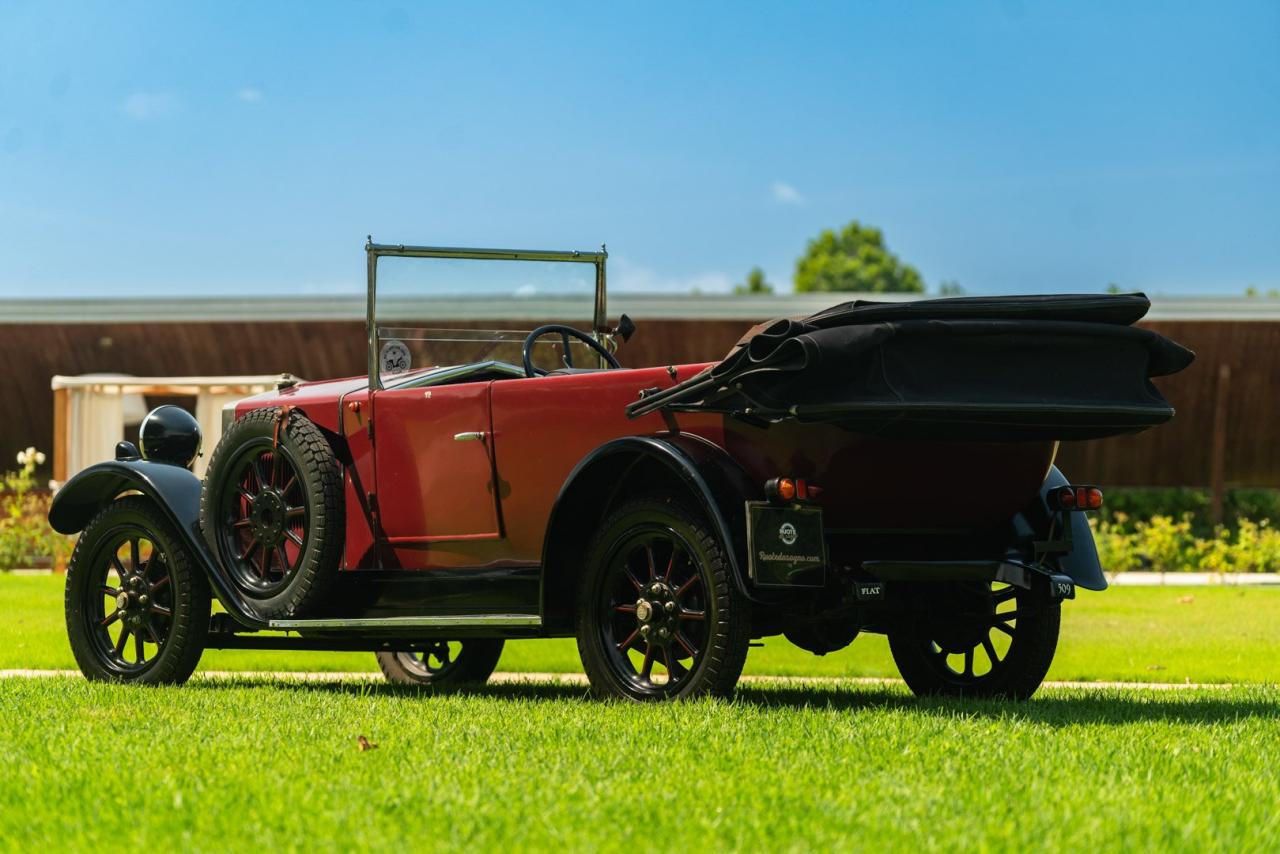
[185, 674, 1280, 726]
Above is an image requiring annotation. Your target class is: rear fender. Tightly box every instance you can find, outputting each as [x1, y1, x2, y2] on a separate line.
[539, 435, 762, 634]
[50, 460, 269, 627]
[1011, 465, 1107, 591]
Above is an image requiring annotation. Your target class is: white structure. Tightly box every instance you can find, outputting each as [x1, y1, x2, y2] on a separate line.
[50, 375, 281, 480]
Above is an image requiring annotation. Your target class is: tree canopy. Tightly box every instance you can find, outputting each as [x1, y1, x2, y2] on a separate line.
[794, 220, 925, 293]
[734, 266, 774, 295]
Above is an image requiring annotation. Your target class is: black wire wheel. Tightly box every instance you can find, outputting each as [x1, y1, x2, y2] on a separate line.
[576, 497, 750, 701]
[375, 639, 505, 687]
[64, 496, 210, 684]
[200, 407, 343, 618]
[888, 580, 1060, 700]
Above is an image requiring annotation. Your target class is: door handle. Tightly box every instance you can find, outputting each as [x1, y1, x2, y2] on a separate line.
[453, 431, 487, 442]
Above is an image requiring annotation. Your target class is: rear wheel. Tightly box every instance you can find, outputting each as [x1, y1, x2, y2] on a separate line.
[576, 497, 749, 701]
[888, 581, 1059, 699]
[65, 497, 210, 684]
[375, 639, 505, 687]
[200, 407, 343, 618]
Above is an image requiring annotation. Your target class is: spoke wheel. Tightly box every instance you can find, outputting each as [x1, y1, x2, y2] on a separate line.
[65, 497, 209, 684]
[217, 441, 309, 596]
[888, 581, 1060, 700]
[200, 407, 344, 618]
[375, 639, 505, 687]
[576, 497, 749, 701]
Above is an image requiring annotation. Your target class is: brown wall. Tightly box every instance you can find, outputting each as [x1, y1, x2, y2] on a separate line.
[4, 318, 1275, 489]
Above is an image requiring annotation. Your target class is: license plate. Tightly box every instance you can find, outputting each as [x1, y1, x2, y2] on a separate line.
[745, 501, 826, 588]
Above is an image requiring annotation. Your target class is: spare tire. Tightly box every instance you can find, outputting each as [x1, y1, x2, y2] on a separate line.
[200, 407, 344, 618]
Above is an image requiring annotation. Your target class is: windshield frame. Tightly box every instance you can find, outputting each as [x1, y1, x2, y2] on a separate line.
[364, 239, 608, 390]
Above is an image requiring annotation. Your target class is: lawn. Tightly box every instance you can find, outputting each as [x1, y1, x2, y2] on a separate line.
[3, 574, 1279, 684]
[1, 677, 1277, 851]
[4, 574, 1279, 850]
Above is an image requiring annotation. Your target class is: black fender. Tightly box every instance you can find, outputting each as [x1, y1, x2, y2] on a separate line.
[50, 460, 269, 628]
[539, 434, 765, 634]
[1012, 464, 1107, 591]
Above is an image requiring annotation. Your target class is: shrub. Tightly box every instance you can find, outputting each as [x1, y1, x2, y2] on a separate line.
[1090, 512, 1280, 575]
[1, 448, 74, 571]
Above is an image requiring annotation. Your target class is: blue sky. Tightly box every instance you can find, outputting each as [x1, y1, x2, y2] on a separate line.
[1, 1, 1276, 297]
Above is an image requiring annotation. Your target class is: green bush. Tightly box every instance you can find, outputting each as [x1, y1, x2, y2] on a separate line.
[1, 448, 74, 571]
[1091, 512, 1280, 574]
[1097, 488, 1280, 538]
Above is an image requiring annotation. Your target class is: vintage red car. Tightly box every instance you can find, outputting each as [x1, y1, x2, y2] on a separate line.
[50, 240, 1193, 700]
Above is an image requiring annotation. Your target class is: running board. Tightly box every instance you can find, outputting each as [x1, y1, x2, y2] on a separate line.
[267, 614, 542, 631]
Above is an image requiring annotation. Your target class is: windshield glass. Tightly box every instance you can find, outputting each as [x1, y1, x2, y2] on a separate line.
[373, 254, 600, 385]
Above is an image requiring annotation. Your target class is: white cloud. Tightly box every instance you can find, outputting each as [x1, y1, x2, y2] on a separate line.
[120, 91, 177, 119]
[237, 87, 264, 103]
[611, 257, 733, 294]
[772, 181, 804, 205]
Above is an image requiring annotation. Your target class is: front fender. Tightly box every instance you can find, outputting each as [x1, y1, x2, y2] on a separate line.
[50, 460, 268, 627]
[1012, 464, 1107, 591]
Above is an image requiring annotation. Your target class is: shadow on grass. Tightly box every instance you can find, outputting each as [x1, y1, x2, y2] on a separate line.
[183, 676, 1280, 726]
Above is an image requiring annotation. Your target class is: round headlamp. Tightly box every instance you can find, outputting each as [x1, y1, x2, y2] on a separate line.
[139, 405, 202, 468]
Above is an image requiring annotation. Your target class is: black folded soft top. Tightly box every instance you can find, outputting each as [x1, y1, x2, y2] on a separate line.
[626, 293, 1196, 441]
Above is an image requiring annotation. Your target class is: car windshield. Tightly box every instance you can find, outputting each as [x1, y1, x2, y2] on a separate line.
[372, 253, 601, 385]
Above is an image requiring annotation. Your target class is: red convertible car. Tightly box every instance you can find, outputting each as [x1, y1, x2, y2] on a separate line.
[50, 240, 1193, 700]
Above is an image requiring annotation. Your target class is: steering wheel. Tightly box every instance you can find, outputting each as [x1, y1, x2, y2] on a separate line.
[522, 324, 621, 377]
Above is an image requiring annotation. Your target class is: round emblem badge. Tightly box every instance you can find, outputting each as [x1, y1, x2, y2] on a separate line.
[778, 522, 798, 546]
[379, 339, 411, 374]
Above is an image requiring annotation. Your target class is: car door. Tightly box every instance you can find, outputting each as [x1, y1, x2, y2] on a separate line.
[373, 380, 502, 544]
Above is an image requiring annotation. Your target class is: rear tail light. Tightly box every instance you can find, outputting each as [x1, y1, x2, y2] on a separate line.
[765, 476, 820, 504]
[1050, 484, 1103, 511]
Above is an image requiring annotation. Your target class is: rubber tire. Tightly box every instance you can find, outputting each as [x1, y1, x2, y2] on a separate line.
[888, 596, 1061, 700]
[200, 407, 344, 618]
[575, 496, 750, 701]
[375, 640, 505, 687]
[65, 496, 210, 684]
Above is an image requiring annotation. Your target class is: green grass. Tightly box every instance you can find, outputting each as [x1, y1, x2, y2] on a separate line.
[4, 574, 1279, 850]
[1, 677, 1277, 851]
[3, 574, 1279, 683]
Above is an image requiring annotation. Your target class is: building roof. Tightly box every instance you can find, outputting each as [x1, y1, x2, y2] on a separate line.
[1, 293, 1277, 323]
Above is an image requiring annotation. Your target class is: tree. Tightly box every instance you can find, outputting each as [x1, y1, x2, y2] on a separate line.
[938, 279, 965, 296]
[794, 220, 925, 294]
[734, 266, 773, 295]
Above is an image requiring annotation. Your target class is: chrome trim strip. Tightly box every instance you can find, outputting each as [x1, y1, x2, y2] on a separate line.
[267, 613, 543, 630]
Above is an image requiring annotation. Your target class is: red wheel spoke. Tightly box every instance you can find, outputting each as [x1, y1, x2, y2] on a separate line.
[150, 576, 170, 594]
[110, 556, 127, 580]
[284, 529, 304, 547]
[676, 575, 700, 596]
[663, 549, 676, 583]
[282, 475, 298, 496]
[99, 585, 117, 597]
[144, 620, 161, 645]
[664, 647, 687, 680]
[674, 631, 698, 658]
[134, 630, 145, 663]
[100, 610, 120, 628]
[640, 644, 655, 679]
[678, 609, 706, 622]
[232, 518, 252, 529]
[239, 539, 260, 563]
[624, 566, 645, 592]
[236, 486, 255, 504]
[275, 545, 290, 573]
[258, 545, 270, 578]
[129, 538, 140, 573]
[149, 604, 173, 619]
[285, 506, 305, 519]
[616, 628, 639, 653]
[644, 545, 657, 580]
[113, 627, 129, 657]
[614, 604, 637, 614]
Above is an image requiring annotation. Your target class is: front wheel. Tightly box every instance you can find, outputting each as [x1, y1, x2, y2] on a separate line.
[888, 581, 1060, 700]
[64, 497, 211, 684]
[575, 497, 750, 701]
[375, 639, 505, 687]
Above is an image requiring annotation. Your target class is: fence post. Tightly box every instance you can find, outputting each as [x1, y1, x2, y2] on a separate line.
[1209, 363, 1231, 527]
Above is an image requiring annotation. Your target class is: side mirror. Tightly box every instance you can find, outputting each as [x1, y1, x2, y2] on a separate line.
[613, 313, 636, 343]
